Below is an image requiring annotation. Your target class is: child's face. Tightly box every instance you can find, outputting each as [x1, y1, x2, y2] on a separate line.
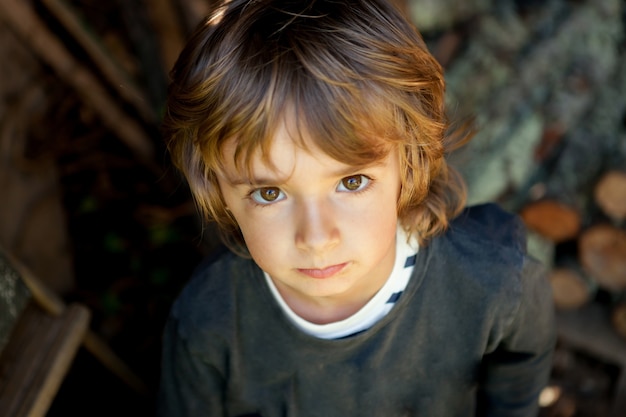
[217, 122, 401, 321]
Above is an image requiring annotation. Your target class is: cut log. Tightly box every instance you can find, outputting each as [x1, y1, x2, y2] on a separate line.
[578, 224, 626, 291]
[612, 302, 626, 341]
[594, 170, 626, 222]
[549, 265, 595, 310]
[519, 199, 581, 243]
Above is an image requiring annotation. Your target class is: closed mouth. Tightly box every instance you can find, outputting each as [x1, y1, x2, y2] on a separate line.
[297, 262, 348, 279]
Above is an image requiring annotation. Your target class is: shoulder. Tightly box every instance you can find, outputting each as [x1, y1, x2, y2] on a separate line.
[448, 203, 527, 256]
[167, 246, 260, 347]
[424, 204, 550, 344]
[429, 203, 542, 308]
[444, 204, 554, 349]
[441, 203, 528, 272]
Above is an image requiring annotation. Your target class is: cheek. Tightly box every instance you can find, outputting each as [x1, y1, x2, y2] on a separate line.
[241, 234, 283, 274]
[235, 216, 282, 262]
[372, 182, 401, 217]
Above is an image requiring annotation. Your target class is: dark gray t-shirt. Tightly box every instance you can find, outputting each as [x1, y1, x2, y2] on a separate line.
[157, 203, 556, 417]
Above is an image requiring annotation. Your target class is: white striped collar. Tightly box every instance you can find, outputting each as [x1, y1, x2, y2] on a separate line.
[263, 225, 419, 339]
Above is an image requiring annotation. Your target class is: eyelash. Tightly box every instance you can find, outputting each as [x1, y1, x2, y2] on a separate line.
[246, 174, 374, 207]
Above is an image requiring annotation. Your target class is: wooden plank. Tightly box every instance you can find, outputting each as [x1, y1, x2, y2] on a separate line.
[0, 302, 90, 417]
[2, 251, 149, 395]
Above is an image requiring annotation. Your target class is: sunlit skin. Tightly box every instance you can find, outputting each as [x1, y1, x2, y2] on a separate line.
[217, 121, 402, 324]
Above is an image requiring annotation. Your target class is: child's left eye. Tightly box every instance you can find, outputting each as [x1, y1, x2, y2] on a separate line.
[337, 175, 370, 192]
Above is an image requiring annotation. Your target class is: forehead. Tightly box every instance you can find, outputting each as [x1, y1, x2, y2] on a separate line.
[218, 122, 326, 182]
[216, 113, 394, 180]
[217, 123, 394, 187]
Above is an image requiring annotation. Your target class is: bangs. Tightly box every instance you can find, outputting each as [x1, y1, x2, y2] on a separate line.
[203, 45, 401, 179]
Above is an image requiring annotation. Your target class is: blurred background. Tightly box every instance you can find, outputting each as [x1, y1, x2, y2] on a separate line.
[0, 0, 625, 416]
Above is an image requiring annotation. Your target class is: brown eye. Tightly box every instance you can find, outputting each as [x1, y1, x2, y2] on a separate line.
[339, 175, 368, 192]
[251, 187, 284, 204]
[259, 187, 280, 201]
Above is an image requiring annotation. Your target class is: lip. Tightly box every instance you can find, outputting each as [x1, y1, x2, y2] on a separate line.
[297, 262, 348, 279]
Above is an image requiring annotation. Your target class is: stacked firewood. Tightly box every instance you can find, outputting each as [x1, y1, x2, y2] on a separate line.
[420, 0, 626, 342]
[520, 167, 626, 339]
[520, 168, 626, 298]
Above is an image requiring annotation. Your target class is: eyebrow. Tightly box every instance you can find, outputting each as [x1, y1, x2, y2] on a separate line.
[222, 159, 388, 187]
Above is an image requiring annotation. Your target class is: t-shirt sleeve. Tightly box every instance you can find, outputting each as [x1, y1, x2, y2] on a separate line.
[156, 314, 226, 417]
[477, 255, 557, 417]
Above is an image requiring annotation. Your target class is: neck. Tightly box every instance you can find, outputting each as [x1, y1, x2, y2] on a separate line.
[280, 292, 374, 324]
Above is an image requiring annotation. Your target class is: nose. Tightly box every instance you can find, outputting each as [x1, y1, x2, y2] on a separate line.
[294, 198, 340, 253]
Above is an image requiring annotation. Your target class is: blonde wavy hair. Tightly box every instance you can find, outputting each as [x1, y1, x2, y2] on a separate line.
[163, 0, 473, 251]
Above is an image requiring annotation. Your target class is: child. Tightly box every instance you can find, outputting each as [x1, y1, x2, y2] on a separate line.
[157, 0, 556, 415]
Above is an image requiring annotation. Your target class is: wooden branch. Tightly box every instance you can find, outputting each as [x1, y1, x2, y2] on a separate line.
[40, 0, 157, 124]
[0, 0, 158, 171]
[594, 170, 626, 223]
[578, 224, 626, 291]
[82, 331, 149, 396]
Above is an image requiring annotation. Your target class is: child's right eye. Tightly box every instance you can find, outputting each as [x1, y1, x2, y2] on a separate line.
[250, 187, 285, 205]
